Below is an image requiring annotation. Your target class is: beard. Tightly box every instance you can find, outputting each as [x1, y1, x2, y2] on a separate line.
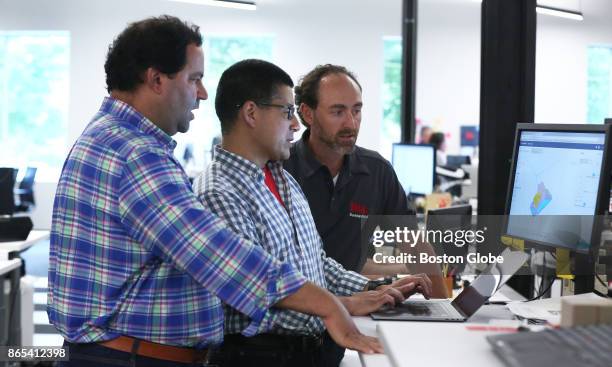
[316, 126, 358, 155]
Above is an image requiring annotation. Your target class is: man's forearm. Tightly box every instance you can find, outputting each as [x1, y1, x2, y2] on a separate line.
[275, 281, 344, 317]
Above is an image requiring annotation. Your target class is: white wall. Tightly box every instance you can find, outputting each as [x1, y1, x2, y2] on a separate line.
[417, 0, 481, 154]
[1, 0, 404, 229]
[2, 0, 611, 229]
[535, 0, 612, 124]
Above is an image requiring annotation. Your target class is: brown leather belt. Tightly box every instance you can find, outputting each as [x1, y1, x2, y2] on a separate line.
[100, 336, 207, 364]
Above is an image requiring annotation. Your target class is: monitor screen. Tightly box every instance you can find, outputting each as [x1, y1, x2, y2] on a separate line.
[506, 126, 609, 252]
[392, 144, 435, 196]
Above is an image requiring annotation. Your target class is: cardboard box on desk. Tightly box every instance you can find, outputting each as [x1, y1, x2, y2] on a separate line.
[561, 297, 612, 327]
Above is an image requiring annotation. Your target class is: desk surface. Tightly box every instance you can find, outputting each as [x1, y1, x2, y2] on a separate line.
[353, 285, 525, 367]
[0, 259, 22, 276]
[378, 321, 505, 367]
[0, 230, 49, 253]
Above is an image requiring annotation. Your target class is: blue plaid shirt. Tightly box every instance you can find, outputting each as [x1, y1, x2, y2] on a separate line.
[48, 97, 307, 348]
[193, 147, 368, 336]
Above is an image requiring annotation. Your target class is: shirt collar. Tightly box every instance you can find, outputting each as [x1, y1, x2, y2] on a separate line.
[99, 96, 177, 151]
[293, 129, 370, 178]
[213, 145, 265, 181]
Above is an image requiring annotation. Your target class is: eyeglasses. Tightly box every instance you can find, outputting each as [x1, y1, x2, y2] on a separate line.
[255, 102, 296, 120]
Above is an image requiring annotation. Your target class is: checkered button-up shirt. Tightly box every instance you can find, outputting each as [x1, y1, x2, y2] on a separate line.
[48, 97, 306, 348]
[193, 147, 368, 336]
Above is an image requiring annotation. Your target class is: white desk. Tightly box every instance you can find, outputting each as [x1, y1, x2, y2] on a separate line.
[0, 230, 49, 253]
[352, 285, 526, 367]
[1, 259, 23, 350]
[0, 259, 22, 276]
[0, 230, 46, 350]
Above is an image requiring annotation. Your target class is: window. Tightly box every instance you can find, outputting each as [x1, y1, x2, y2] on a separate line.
[381, 37, 402, 160]
[174, 36, 274, 174]
[0, 31, 70, 181]
[587, 46, 612, 124]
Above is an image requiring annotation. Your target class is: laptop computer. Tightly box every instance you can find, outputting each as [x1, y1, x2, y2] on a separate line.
[370, 248, 529, 322]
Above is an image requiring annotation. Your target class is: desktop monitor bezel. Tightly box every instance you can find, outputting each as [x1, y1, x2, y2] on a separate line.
[391, 143, 436, 197]
[503, 123, 611, 255]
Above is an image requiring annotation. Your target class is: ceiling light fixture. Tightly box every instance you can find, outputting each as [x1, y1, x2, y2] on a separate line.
[471, 1, 584, 21]
[536, 5, 583, 21]
[169, 0, 256, 11]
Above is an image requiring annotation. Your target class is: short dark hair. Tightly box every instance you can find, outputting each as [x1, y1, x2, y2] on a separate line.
[429, 132, 445, 150]
[215, 59, 294, 135]
[104, 15, 202, 93]
[294, 64, 362, 127]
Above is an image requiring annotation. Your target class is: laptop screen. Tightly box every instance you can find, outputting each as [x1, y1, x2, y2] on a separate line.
[451, 248, 529, 317]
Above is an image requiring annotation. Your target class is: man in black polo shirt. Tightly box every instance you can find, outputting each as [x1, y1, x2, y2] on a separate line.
[284, 64, 447, 365]
[285, 64, 445, 280]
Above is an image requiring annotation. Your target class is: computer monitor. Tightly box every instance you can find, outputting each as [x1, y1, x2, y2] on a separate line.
[504, 124, 611, 254]
[460, 125, 479, 147]
[0, 167, 17, 215]
[392, 143, 435, 196]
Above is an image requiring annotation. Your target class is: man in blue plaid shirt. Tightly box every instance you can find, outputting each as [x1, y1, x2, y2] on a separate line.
[193, 59, 433, 367]
[49, 16, 384, 367]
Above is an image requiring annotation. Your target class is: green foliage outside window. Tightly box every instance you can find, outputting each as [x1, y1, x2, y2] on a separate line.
[174, 36, 274, 171]
[587, 46, 612, 124]
[381, 37, 402, 159]
[0, 32, 69, 180]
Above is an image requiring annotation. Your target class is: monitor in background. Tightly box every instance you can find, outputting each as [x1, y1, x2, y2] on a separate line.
[392, 143, 435, 196]
[460, 125, 479, 147]
[426, 204, 473, 273]
[504, 124, 611, 254]
[0, 167, 17, 216]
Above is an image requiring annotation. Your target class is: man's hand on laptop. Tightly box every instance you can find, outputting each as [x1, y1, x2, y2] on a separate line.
[376, 273, 433, 301]
[340, 291, 396, 316]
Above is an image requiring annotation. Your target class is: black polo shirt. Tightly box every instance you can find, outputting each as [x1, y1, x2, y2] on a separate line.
[284, 131, 414, 271]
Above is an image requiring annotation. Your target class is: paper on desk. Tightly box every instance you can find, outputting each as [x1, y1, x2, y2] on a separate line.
[507, 293, 601, 325]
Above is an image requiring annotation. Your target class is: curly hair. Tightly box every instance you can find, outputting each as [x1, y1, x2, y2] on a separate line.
[104, 15, 202, 93]
[294, 64, 362, 127]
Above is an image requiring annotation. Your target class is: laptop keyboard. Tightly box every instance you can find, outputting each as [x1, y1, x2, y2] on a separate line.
[403, 303, 439, 316]
[400, 301, 454, 317]
[487, 324, 612, 367]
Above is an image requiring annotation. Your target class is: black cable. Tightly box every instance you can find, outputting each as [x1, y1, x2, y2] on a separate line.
[524, 278, 556, 302]
[525, 252, 556, 302]
[594, 273, 610, 298]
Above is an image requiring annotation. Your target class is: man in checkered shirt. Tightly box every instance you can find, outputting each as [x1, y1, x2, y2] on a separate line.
[193, 59, 433, 367]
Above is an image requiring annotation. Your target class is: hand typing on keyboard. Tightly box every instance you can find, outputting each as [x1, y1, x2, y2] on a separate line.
[374, 273, 433, 303]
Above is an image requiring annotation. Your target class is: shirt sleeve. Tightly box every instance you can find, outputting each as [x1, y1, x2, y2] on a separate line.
[117, 147, 307, 336]
[320, 246, 368, 296]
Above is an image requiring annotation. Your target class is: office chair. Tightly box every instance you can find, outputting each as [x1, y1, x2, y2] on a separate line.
[14, 167, 37, 212]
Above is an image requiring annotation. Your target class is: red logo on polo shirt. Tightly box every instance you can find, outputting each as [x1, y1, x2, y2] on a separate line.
[349, 202, 369, 219]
